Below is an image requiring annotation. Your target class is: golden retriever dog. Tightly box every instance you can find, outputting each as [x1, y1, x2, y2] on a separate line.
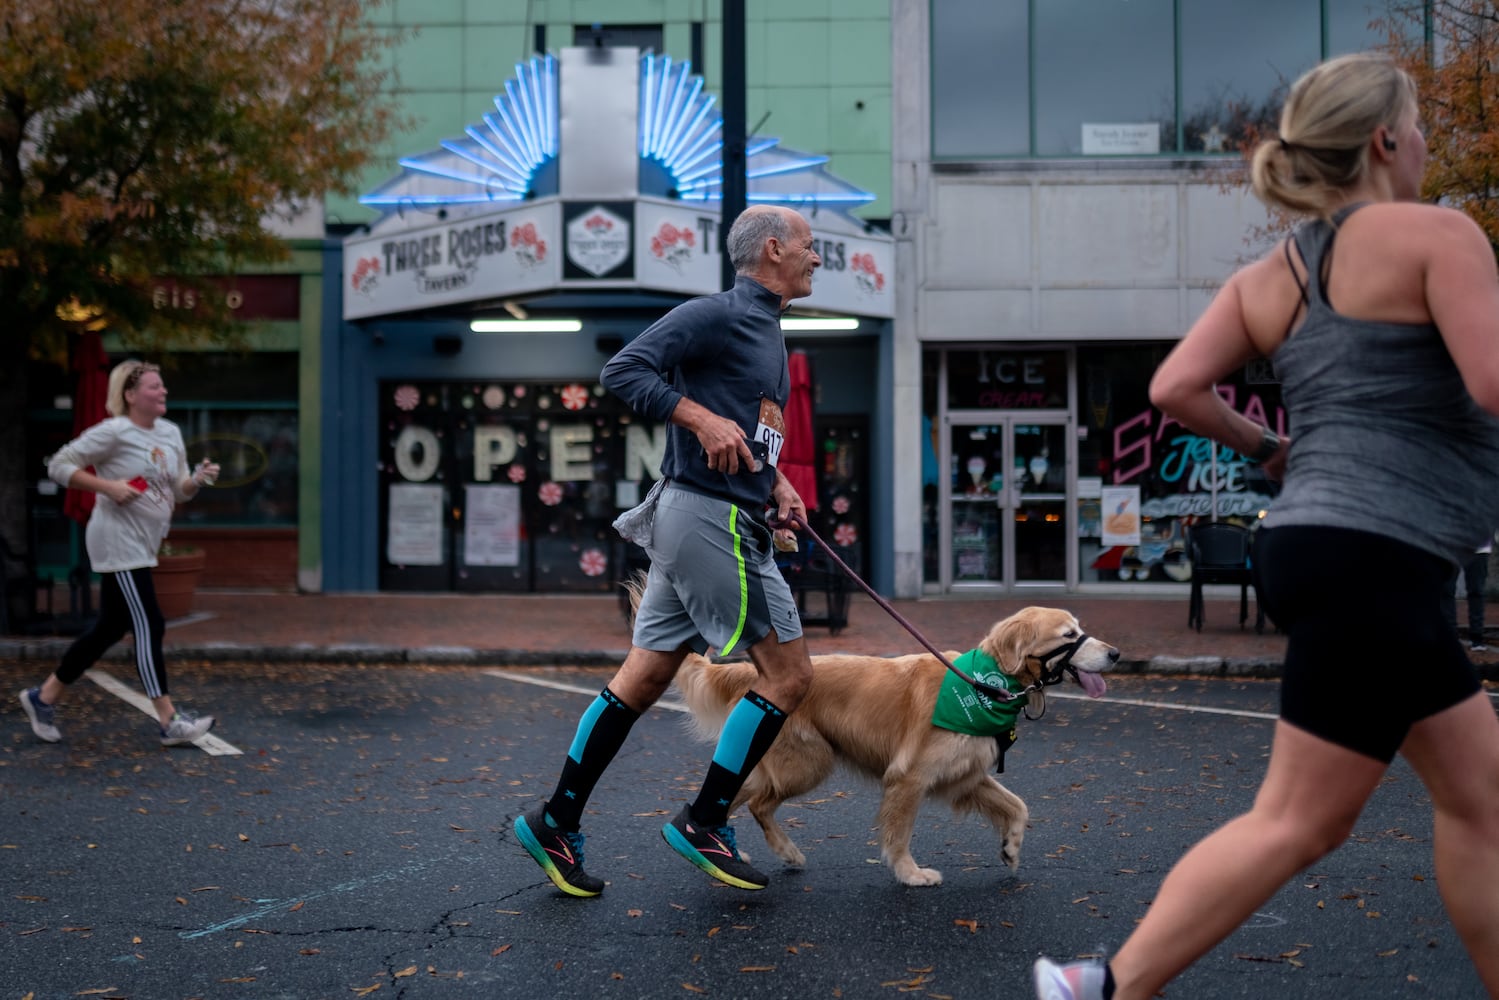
[673, 607, 1120, 886]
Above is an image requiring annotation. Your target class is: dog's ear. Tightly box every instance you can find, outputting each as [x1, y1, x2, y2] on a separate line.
[984, 613, 1038, 675]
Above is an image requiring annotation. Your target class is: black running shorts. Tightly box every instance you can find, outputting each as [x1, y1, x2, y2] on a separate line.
[1255, 525, 1480, 763]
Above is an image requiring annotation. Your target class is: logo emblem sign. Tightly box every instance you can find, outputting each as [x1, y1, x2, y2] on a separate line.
[566, 205, 631, 277]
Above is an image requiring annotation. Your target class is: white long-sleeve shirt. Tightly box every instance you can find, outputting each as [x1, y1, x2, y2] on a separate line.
[48, 416, 194, 572]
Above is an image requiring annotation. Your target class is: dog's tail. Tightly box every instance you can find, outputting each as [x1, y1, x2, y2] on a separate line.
[674, 657, 760, 743]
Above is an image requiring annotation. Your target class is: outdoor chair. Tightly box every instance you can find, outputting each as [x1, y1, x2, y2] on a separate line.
[1187, 521, 1257, 632]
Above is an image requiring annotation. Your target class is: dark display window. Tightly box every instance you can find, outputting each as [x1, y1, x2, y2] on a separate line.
[1077, 345, 1283, 583]
[378, 379, 663, 593]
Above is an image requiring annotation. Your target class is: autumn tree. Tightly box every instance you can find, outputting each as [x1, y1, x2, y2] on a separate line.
[1384, 0, 1499, 245]
[0, 0, 403, 576]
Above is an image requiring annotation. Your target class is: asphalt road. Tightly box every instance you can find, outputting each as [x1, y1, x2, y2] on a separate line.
[2, 661, 1493, 999]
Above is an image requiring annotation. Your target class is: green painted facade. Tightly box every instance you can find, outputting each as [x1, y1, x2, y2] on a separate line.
[327, 0, 892, 226]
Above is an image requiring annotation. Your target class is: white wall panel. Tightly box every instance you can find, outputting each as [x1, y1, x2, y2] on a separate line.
[920, 288, 1033, 340]
[1038, 287, 1180, 339]
[1037, 184, 1178, 283]
[926, 183, 1032, 286]
[1183, 183, 1277, 283]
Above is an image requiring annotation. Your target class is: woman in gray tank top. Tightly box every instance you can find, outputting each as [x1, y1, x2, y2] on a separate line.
[1033, 52, 1499, 1000]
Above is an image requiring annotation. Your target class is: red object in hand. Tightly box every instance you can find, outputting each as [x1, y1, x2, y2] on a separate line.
[128, 476, 148, 492]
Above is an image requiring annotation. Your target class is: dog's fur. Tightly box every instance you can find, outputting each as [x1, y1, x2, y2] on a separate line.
[673, 607, 1120, 886]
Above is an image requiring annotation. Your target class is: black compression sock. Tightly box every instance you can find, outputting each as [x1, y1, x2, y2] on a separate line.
[544, 687, 639, 830]
[690, 690, 786, 828]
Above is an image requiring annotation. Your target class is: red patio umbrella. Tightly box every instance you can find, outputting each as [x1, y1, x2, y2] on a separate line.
[63, 329, 111, 525]
[780, 350, 818, 511]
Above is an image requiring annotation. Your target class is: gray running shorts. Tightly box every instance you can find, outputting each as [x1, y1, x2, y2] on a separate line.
[632, 485, 803, 656]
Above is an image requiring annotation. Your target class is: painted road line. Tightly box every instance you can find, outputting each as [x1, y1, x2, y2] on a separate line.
[85, 668, 243, 756]
[483, 668, 1283, 720]
[484, 669, 688, 713]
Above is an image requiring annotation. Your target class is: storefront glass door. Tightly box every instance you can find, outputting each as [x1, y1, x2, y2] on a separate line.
[944, 417, 1068, 588]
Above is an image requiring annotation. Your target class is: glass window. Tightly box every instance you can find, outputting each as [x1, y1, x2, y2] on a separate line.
[946, 349, 1067, 409]
[1033, 0, 1174, 156]
[1076, 345, 1282, 584]
[1327, 0, 1402, 55]
[931, 0, 1029, 157]
[1180, 0, 1321, 153]
[172, 407, 298, 527]
[161, 351, 299, 528]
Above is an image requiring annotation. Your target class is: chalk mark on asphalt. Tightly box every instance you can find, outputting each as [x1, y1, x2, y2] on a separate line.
[85, 668, 243, 756]
[483, 669, 1289, 720]
[179, 853, 450, 939]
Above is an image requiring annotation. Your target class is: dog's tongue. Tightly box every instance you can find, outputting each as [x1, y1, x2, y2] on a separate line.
[1076, 670, 1108, 698]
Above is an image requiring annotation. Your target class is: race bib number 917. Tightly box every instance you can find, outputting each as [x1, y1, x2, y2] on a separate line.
[755, 398, 786, 469]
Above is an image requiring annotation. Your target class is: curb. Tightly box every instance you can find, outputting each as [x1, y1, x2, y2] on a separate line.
[0, 639, 1281, 675]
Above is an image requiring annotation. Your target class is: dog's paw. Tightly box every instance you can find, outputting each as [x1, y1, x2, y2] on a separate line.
[775, 845, 807, 868]
[1001, 843, 1021, 871]
[892, 862, 943, 887]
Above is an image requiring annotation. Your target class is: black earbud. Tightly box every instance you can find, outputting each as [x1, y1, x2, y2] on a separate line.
[1382, 135, 1397, 151]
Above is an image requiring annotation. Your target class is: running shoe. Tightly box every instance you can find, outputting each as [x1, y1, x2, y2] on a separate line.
[661, 805, 768, 890]
[160, 710, 215, 746]
[1032, 956, 1108, 1000]
[19, 687, 60, 743]
[514, 806, 604, 897]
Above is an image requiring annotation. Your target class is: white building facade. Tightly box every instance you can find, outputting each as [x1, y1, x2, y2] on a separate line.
[889, 0, 1399, 596]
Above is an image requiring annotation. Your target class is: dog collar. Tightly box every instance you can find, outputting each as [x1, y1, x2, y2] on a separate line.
[931, 649, 1029, 737]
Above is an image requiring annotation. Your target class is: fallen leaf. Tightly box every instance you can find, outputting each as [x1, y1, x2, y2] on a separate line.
[75, 990, 120, 996]
[682, 985, 705, 994]
[300, 949, 321, 955]
[707, 926, 721, 938]
[238, 834, 249, 842]
[219, 977, 256, 983]
[394, 967, 417, 978]
[491, 945, 511, 956]
[627, 908, 643, 918]
[289, 901, 305, 912]
[351, 986, 381, 997]
[175, 897, 189, 906]
[954, 918, 979, 933]
[740, 966, 775, 972]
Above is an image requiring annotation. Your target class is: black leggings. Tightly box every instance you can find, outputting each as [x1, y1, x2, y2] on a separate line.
[1255, 526, 1480, 762]
[56, 568, 169, 699]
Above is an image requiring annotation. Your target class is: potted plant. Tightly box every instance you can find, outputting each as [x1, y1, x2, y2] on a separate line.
[153, 542, 205, 620]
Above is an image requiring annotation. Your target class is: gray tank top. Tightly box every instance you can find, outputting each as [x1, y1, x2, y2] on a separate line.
[1261, 206, 1499, 564]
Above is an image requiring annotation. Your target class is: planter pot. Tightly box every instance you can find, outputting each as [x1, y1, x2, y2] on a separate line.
[153, 549, 205, 620]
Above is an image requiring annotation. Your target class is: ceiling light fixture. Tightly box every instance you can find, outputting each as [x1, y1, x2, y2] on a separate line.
[779, 317, 860, 332]
[470, 318, 583, 333]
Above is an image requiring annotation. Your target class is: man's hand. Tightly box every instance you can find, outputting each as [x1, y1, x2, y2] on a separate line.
[673, 398, 756, 474]
[770, 472, 807, 551]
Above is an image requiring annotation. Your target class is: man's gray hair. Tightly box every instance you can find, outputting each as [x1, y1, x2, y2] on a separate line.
[725, 207, 791, 273]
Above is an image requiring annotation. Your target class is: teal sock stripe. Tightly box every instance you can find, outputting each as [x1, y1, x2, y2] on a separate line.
[712, 696, 768, 774]
[567, 692, 612, 763]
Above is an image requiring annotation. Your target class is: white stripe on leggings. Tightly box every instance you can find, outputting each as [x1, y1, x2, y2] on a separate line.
[116, 569, 164, 700]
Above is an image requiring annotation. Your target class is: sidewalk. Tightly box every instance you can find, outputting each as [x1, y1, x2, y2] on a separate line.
[2, 587, 1495, 681]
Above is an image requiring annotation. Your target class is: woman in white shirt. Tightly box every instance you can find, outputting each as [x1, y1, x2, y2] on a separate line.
[18, 361, 221, 747]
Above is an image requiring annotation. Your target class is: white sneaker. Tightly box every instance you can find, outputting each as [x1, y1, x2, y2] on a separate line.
[1032, 956, 1107, 1000]
[160, 711, 215, 746]
[19, 687, 61, 743]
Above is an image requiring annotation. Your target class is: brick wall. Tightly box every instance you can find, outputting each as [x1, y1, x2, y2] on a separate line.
[170, 528, 298, 591]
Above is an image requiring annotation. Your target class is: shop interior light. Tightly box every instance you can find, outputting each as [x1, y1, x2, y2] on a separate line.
[779, 317, 860, 332]
[470, 318, 582, 333]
